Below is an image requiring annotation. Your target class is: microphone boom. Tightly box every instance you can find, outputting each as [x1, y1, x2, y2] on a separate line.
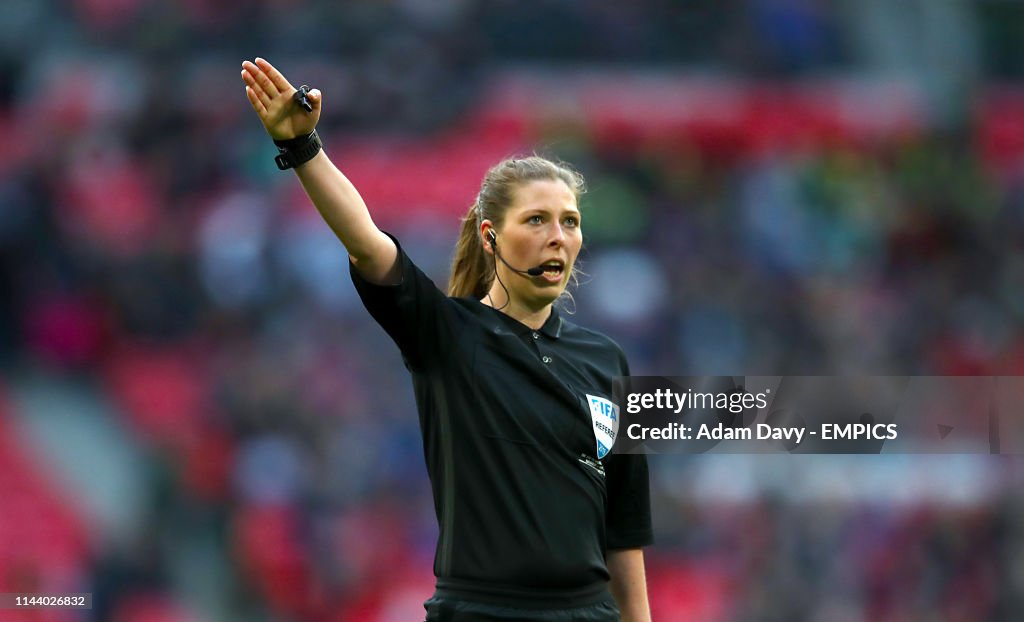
[490, 234, 547, 278]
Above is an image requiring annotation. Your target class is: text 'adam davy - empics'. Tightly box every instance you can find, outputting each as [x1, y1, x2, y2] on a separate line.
[625, 422, 899, 444]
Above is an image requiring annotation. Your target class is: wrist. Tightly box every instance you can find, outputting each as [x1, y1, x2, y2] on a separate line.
[273, 130, 322, 170]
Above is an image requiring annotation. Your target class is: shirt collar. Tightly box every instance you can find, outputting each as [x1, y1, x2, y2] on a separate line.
[478, 301, 563, 340]
[540, 306, 563, 339]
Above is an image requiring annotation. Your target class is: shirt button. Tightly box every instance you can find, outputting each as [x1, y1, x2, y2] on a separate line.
[542, 356, 552, 364]
[532, 332, 540, 340]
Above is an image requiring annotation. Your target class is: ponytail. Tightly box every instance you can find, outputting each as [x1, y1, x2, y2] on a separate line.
[447, 202, 492, 298]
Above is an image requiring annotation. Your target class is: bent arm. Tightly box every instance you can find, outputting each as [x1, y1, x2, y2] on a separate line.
[241, 57, 398, 285]
[607, 548, 651, 622]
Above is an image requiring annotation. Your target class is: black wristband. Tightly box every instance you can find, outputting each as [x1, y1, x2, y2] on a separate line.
[273, 130, 322, 170]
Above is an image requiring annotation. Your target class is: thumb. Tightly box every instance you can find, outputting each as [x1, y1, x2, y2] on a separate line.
[309, 89, 322, 109]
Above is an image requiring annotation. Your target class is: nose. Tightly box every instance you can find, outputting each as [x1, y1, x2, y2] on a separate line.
[547, 222, 566, 247]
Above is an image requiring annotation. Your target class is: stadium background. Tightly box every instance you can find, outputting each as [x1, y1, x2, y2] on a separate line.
[3, 0, 1024, 620]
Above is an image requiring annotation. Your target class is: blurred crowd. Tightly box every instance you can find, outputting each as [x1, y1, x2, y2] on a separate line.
[4, 0, 1024, 620]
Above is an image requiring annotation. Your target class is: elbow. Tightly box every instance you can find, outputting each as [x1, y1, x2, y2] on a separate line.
[349, 251, 401, 286]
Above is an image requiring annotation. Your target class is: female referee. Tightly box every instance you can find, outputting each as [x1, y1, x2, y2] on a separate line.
[241, 57, 653, 622]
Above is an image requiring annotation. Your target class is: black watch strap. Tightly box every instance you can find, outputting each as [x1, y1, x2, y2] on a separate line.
[274, 130, 322, 170]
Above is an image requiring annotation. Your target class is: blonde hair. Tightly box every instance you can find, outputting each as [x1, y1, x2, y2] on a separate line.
[447, 156, 585, 299]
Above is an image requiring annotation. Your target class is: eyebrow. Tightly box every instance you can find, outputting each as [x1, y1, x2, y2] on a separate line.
[523, 207, 581, 216]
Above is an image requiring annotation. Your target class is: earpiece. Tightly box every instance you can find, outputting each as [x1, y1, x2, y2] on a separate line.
[487, 230, 497, 248]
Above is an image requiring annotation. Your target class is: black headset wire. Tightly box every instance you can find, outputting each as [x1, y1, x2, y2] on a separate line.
[486, 229, 581, 315]
[487, 231, 512, 311]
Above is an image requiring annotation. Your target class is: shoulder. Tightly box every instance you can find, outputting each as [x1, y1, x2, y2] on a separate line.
[559, 317, 631, 373]
[561, 319, 624, 351]
[449, 296, 489, 320]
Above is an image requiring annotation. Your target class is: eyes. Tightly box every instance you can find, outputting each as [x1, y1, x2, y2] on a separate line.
[527, 214, 580, 228]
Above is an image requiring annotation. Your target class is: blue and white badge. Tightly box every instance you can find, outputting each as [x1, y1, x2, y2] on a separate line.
[586, 394, 619, 459]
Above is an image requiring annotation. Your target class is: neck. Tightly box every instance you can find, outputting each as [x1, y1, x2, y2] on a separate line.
[482, 284, 552, 330]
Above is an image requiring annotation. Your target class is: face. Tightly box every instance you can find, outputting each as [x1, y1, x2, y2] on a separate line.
[484, 178, 583, 309]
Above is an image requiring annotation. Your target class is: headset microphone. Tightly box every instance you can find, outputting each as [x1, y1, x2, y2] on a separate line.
[488, 231, 546, 277]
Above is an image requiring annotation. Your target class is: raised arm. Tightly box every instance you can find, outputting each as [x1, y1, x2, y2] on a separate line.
[241, 57, 399, 285]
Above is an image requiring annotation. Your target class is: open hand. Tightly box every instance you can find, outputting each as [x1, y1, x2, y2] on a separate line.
[241, 57, 321, 140]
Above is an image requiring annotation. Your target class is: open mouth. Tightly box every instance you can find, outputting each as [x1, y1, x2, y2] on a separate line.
[539, 260, 565, 279]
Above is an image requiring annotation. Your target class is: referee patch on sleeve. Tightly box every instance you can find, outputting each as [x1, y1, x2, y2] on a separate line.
[586, 394, 619, 459]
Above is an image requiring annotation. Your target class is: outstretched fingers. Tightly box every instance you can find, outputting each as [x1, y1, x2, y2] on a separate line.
[240, 69, 271, 109]
[241, 60, 280, 101]
[244, 84, 267, 115]
[254, 57, 294, 96]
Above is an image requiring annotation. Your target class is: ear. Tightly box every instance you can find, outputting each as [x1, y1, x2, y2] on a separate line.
[480, 221, 496, 254]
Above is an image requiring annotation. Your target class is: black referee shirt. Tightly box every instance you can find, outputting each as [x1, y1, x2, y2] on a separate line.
[351, 235, 653, 606]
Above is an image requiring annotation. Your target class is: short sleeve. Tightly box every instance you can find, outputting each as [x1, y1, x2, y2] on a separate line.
[349, 233, 453, 370]
[605, 346, 653, 550]
[604, 452, 654, 550]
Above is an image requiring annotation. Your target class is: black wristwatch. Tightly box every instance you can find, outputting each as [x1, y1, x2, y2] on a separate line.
[273, 130, 323, 170]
